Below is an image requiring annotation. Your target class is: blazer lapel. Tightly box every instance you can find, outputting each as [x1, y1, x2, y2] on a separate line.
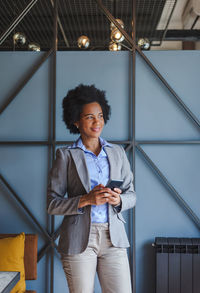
[69, 149, 91, 193]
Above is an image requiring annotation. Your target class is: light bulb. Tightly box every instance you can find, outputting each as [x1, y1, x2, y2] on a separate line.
[28, 43, 40, 51]
[77, 35, 90, 49]
[109, 41, 121, 51]
[111, 28, 125, 43]
[13, 32, 26, 45]
[138, 38, 150, 50]
[110, 19, 124, 31]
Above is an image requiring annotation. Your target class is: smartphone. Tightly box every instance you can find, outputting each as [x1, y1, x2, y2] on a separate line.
[106, 179, 124, 190]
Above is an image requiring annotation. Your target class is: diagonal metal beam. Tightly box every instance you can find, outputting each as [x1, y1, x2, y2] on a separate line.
[0, 49, 53, 114]
[0, 173, 52, 241]
[50, 0, 70, 48]
[51, 226, 61, 241]
[136, 51, 200, 130]
[38, 242, 52, 262]
[136, 145, 200, 230]
[0, 49, 53, 115]
[159, 0, 178, 46]
[125, 142, 133, 152]
[0, 0, 38, 45]
[38, 239, 58, 262]
[95, 0, 132, 47]
[95, 0, 200, 130]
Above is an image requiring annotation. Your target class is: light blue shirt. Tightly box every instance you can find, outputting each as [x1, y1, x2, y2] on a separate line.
[69, 137, 112, 223]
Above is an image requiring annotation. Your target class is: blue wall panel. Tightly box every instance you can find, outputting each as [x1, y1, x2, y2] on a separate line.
[0, 146, 48, 225]
[135, 51, 200, 140]
[56, 51, 130, 142]
[0, 52, 50, 141]
[135, 51, 200, 293]
[0, 52, 50, 292]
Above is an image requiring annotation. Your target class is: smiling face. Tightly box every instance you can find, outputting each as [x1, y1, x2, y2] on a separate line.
[75, 102, 104, 140]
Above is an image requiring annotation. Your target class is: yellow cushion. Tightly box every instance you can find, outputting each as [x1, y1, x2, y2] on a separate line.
[0, 233, 26, 293]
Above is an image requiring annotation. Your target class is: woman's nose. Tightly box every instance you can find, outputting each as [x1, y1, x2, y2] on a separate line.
[93, 117, 100, 124]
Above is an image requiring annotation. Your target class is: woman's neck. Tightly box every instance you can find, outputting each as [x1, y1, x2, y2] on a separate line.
[81, 136, 101, 156]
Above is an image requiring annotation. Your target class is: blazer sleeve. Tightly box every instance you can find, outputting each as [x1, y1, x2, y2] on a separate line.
[47, 148, 84, 216]
[114, 146, 136, 213]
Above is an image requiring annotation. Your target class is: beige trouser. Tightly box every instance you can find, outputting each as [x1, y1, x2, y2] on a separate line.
[60, 223, 132, 293]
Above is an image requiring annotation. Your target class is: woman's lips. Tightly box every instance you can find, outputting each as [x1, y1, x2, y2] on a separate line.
[91, 127, 101, 132]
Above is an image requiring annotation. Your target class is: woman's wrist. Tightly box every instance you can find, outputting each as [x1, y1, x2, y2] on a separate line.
[114, 196, 121, 207]
[78, 194, 90, 208]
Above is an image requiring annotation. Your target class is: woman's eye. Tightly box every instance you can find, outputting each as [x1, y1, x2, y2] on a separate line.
[87, 116, 93, 120]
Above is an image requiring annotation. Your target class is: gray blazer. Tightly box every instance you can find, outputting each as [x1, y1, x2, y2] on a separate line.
[47, 143, 136, 255]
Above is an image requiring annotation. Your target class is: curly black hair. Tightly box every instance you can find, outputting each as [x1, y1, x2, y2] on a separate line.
[62, 84, 111, 134]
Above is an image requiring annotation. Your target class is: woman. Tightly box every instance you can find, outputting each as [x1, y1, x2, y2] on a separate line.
[47, 84, 136, 293]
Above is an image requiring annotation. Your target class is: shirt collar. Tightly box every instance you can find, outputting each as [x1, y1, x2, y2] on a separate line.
[68, 136, 112, 151]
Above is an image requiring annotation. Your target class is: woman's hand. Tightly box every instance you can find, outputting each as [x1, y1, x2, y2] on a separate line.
[79, 185, 122, 208]
[79, 184, 112, 208]
[107, 188, 122, 206]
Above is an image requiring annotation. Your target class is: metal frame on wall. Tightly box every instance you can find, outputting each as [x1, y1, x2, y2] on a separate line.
[0, 1, 200, 293]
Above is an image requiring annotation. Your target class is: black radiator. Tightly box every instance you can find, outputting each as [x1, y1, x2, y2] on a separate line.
[155, 237, 200, 293]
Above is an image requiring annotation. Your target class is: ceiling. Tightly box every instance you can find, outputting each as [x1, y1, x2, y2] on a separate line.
[0, 0, 199, 51]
